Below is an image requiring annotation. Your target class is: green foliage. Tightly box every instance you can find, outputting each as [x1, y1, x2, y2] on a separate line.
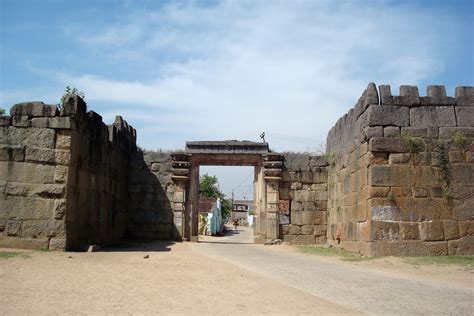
[297, 245, 369, 261]
[0, 108, 5, 116]
[401, 132, 424, 153]
[59, 86, 85, 109]
[324, 152, 336, 167]
[386, 191, 396, 203]
[220, 198, 232, 221]
[199, 174, 232, 221]
[434, 140, 453, 200]
[404, 256, 473, 267]
[451, 130, 471, 151]
[199, 174, 222, 198]
[0, 251, 29, 259]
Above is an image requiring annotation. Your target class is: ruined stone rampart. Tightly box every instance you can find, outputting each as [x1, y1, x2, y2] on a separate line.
[279, 153, 328, 244]
[326, 84, 474, 256]
[127, 151, 174, 239]
[0, 96, 137, 250]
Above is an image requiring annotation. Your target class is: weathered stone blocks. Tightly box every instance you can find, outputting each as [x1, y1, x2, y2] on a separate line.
[419, 221, 444, 241]
[410, 106, 456, 127]
[367, 105, 409, 127]
[455, 86, 474, 106]
[10, 102, 58, 117]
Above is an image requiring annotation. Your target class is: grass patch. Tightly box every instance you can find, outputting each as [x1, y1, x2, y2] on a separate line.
[0, 251, 29, 259]
[404, 256, 474, 267]
[296, 245, 369, 261]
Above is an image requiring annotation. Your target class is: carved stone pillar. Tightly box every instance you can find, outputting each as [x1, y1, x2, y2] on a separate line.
[263, 154, 283, 241]
[171, 154, 190, 241]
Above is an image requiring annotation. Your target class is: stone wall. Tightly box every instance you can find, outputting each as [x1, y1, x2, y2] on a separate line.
[0, 96, 137, 250]
[326, 84, 474, 256]
[127, 150, 174, 239]
[279, 153, 328, 244]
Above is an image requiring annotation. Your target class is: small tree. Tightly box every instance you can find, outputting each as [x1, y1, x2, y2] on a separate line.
[59, 86, 85, 110]
[199, 174, 232, 221]
[0, 108, 5, 116]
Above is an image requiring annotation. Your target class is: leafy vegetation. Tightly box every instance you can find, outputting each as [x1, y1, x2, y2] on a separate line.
[386, 191, 396, 203]
[199, 174, 232, 221]
[58, 86, 85, 109]
[451, 130, 471, 151]
[404, 256, 473, 267]
[433, 140, 453, 200]
[401, 132, 424, 153]
[0, 107, 5, 116]
[0, 251, 29, 259]
[324, 152, 336, 167]
[297, 245, 369, 261]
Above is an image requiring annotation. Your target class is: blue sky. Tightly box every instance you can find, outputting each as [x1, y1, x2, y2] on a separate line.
[1, 0, 473, 198]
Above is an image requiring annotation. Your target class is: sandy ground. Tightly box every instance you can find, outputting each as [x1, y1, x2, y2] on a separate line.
[0, 227, 472, 315]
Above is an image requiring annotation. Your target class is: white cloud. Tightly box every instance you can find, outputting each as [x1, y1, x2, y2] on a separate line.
[2, 0, 462, 152]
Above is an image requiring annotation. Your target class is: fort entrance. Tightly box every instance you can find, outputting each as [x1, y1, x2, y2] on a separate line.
[170, 141, 283, 243]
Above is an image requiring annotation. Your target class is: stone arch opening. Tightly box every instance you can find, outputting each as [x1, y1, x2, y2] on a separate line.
[170, 141, 283, 243]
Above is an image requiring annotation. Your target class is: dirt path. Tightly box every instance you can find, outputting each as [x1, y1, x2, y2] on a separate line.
[1, 227, 472, 315]
[0, 242, 355, 315]
[195, 226, 474, 315]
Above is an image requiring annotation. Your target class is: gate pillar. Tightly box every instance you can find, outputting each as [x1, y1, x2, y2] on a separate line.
[263, 154, 283, 241]
[171, 154, 190, 241]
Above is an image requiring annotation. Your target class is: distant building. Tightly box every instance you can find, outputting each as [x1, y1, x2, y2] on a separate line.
[232, 200, 254, 225]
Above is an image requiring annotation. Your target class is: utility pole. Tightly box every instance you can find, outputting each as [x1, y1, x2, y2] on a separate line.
[231, 190, 235, 220]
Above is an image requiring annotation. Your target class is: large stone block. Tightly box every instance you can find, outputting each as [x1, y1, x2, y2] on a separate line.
[22, 219, 65, 238]
[370, 164, 409, 186]
[0, 126, 55, 148]
[0, 161, 56, 183]
[458, 220, 473, 237]
[0, 116, 11, 127]
[419, 221, 444, 241]
[363, 126, 383, 140]
[283, 234, 316, 245]
[0, 235, 49, 250]
[369, 137, 404, 153]
[370, 240, 447, 257]
[12, 116, 30, 127]
[0, 144, 25, 161]
[0, 196, 55, 220]
[5, 182, 65, 198]
[427, 85, 453, 105]
[288, 224, 301, 235]
[410, 106, 456, 127]
[398, 85, 420, 106]
[49, 238, 66, 251]
[371, 221, 399, 241]
[455, 86, 474, 106]
[5, 219, 22, 236]
[60, 95, 87, 117]
[448, 236, 474, 255]
[455, 107, 474, 127]
[301, 225, 314, 235]
[25, 147, 71, 165]
[400, 222, 420, 240]
[438, 127, 474, 138]
[10, 102, 58, 117]
[367, 105, 409, 127]
[54, 165, 68, 183]
[443, 219, 460, 240]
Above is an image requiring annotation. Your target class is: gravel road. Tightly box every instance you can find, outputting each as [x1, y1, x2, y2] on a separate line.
[194, 226, 474, 315]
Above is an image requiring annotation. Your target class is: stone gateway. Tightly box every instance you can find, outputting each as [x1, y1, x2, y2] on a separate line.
[0, 84, 473, 257]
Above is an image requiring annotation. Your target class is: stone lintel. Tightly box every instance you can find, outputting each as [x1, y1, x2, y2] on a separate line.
[186, 140, 269, 154]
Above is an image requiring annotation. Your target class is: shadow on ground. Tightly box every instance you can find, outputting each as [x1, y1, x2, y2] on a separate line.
[101, 239, 176, 252]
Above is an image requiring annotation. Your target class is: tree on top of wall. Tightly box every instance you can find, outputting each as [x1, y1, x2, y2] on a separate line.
[0, 108, 5, 116]
[58, 86, 86, 110]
